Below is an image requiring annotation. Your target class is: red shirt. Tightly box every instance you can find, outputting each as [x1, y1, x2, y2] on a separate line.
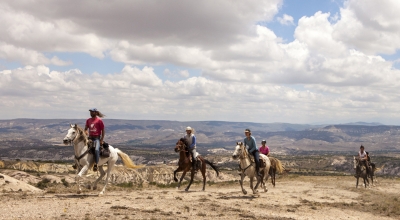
[259, 145, 270, 155]
[85, 117, 104, 136]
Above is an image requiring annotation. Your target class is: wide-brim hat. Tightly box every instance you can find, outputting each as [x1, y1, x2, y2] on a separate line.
[185, 126, 192, 131]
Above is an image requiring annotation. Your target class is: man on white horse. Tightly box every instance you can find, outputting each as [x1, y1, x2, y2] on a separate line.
[184, 126, 197, 171]
[244, 129, 262, 177]
[85, 108, 105, 172]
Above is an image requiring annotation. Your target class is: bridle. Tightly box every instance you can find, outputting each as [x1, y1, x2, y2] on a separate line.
[67, 127, 91, 167]
[236, 143, 253, 172]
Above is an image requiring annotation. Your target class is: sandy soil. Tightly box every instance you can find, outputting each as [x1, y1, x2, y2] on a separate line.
[1, 173, 400, 220]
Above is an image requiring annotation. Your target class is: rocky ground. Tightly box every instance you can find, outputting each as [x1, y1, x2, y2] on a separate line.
[1, 169, 400, 220]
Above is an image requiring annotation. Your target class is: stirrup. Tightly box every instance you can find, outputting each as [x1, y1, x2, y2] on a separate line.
[72, 164, 77, 170]
[93, 164, 98, 172]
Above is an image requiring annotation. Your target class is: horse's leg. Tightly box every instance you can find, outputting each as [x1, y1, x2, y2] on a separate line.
[239, 172, 247, 195]
[253, 172, 261, 194]
[177, 170, 187, 189]
[264, 169, 270, 192]
[76, 164, 89, 194]
[355, 177, 358, 188]
[201, 161, 206, 191]
[185, 167, 195, 192]
[173, 168, 180, 182]
[99, 162, 114, 196]
[92, 163, 106, 191]
[370, 175, 374, 186]
[250, 176, 260, 194]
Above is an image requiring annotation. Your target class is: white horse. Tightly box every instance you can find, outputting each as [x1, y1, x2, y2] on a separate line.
[63, 124, 143, 195]
[232, 142, 271, 194]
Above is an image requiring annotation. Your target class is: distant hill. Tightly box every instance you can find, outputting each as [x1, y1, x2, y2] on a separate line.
[0, 119, 399, 160]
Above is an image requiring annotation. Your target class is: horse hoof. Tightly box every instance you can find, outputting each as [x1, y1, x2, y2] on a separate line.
[86, 185, 91, 190]
[243, 190, 247, 195]
[77, 191, 81, 194]
[93, 186, 97, 190]
[185, 188, 189, 192]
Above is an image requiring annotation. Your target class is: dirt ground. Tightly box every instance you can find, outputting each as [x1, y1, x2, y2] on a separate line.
[1, 174, 400, 220]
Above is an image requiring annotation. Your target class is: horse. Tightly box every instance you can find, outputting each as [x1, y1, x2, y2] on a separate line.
[261, 156, 286, 188]
[353, 156, 369, 188]
[63, 124, 143, 195]
[173, 138, 219, 191]
[232, 142, 271, 194]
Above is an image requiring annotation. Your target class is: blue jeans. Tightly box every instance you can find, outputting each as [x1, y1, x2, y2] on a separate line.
[92, 138, 100, 164]
[251, 150, 260, 172]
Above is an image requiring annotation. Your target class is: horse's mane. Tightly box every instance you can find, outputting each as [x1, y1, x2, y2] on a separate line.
[180, 138, 189, 148]
[75, 125, 88, 145]
[238, 142, 248, 157]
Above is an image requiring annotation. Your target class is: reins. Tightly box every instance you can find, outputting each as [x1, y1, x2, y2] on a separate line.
[238, 144, 254, 172]
[72, 128, 90, 166]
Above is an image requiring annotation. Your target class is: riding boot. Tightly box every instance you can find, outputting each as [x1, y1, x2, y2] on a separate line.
[255, 162, 262, 177]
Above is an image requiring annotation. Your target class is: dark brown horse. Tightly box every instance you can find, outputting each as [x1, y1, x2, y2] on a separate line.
[353, 156, 369, 188]
[173, 138, 219, 191]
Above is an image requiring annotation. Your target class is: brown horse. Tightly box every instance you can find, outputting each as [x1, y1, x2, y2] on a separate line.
[353, 156, 369, 188]
[173, 138, 219, 191]
[261, 156, 287, 187]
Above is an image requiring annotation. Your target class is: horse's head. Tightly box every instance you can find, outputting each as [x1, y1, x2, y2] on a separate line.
[175, 138, 188, 153]
[353, 156, 357, 169]
[232, 142, 246, 159]
[63, 124, 80, 145]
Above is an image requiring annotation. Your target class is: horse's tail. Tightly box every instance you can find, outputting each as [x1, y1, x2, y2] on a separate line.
[270, 157, 285, 174]
[374, 164, 384, 172]
[204, 159, 219, 177]
[115, 148, 145, 169]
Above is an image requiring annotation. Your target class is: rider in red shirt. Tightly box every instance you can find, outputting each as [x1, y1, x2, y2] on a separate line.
[259, 140, 270, 156]
[85, 108, 105, 171]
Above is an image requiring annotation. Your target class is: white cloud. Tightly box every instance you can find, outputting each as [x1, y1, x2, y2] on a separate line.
[0, 42, 71, 66]
[1, 0, 400, 124]
[333, 0, 400, 55]
[277, 14, 294, 25]
[179, 70, 190, 78]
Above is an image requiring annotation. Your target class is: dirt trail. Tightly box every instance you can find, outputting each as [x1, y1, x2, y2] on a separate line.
[1, 175, 399, 219]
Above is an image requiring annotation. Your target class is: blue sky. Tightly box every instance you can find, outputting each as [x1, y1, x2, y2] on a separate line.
[1, 0, 400, 124]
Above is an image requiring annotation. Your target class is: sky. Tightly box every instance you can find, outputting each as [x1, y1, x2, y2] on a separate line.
[1, 0, 400, 125]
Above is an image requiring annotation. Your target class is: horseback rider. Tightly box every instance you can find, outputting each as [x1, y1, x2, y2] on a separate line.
[358, 145, 371, 175]
[84, 108, 105, 172]
[244, 129, 262, 177]
[184, 126, 197, 171]
[259, 140, 270, 156]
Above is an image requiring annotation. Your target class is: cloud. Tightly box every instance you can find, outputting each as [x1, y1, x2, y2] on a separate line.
[0, 42, 71, 66]
[277, 14, 294, 25]
[0, 3, 111, 62]
[333, 0, 400, 55]
[1, 0, 400, 124]
[1, 64, 400, 124]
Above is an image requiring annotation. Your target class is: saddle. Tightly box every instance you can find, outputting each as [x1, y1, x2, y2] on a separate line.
[250, 156, 266, 168]
[87, 139, 111, 158]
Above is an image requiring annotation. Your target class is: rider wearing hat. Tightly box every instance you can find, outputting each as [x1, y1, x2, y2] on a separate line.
[259, 140, 270, 156]
[85, 108, 105, 172]
[184, 126, 197, 171]
[244, 129, 262, 177]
